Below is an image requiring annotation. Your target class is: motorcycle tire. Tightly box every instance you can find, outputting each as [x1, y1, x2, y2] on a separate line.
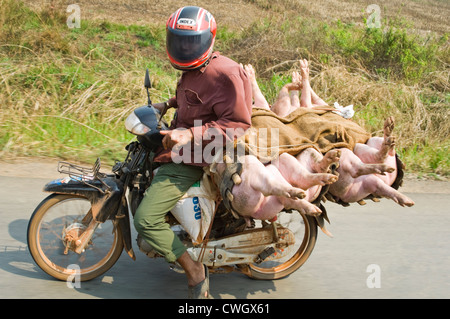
[245, 212, 318, 280]
[27, 193, 124, 282]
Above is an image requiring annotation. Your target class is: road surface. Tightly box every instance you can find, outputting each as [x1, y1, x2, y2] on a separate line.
[0, 159, 449, 299]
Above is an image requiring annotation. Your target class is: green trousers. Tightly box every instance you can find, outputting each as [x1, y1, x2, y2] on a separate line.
[133, 162, 204, 263]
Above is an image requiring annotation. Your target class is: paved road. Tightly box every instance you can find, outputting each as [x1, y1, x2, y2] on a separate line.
[0, 164, 449, 299]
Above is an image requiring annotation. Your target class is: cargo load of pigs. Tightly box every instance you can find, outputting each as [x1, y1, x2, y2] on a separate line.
[175, 60, 414, 242]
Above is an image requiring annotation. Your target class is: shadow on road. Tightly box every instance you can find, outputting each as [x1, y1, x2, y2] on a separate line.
[1, 218, 277, 299]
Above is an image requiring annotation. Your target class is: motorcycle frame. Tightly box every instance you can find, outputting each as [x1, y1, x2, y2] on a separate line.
[41, 137, 330, 267]
[42, 141, 151, 260]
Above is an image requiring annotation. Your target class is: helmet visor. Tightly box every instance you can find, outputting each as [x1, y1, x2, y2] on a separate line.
[166, 29, 213, 64]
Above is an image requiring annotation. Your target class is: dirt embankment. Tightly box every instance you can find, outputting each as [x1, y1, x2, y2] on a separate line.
[24, 0, 450, 34]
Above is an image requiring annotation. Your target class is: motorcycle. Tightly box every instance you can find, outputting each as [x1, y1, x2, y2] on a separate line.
[27, 70, 325, 282]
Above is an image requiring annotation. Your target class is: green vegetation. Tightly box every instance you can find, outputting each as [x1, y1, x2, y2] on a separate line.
[0, 0, 449, 176]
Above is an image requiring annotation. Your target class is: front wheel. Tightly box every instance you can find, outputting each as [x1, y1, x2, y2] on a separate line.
[245, 211, 318, 280]
[27, 194, 124, 281]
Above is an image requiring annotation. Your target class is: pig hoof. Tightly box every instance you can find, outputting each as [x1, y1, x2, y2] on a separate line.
[386, 166, 396, 173]
[398, 195, 415, 207]
[356, 163, 395, 177]
[288, 188, 306, 199]
[376, 136, 396, 161]
[311, 173, 338, 186]
[385, 136, 396, 157]
[299, 59, 310, 80]
[384, 116, 395, 138]
[318, 149, 341, 173]
[291, 71, 302, 89]
[286, 81, 302, 91]
[303, 205, 322, 216]
[387, 191, 414, 207]
[376, 164, 396, 175]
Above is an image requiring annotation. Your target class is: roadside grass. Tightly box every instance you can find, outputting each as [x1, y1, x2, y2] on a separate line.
[0, 0, 449, 176]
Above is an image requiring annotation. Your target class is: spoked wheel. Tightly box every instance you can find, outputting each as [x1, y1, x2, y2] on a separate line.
[27, 194, 123, 282]
[245, 211, 318, 280]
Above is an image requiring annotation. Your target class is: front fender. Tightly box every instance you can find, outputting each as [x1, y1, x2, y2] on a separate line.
[44, 176, 124, 222]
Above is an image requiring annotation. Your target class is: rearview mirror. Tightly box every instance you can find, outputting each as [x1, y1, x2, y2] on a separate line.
[144, 68, 152, 89]
[144, 69, 152, 106]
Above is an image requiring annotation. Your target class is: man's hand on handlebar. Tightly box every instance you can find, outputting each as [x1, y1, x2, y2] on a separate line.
[160, 128, 193, 150]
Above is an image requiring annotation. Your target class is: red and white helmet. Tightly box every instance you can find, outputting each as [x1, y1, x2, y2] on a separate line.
[166, 6, 217, 70]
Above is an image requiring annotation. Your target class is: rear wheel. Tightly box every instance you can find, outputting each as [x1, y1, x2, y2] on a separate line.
[27, 194, 124, 281]
[245, 211, 317, 280]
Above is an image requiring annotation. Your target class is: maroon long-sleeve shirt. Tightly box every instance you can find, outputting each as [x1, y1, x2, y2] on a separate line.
[154, 52, 253, 166]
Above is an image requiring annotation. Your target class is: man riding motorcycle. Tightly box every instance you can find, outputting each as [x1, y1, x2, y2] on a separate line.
[133, 6, 253, 299]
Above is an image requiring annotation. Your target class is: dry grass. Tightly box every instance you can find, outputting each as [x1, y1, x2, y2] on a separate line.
[1, 0, 449, 175]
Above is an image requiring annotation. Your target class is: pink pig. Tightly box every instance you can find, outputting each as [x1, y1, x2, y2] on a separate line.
[213, 148, 340, 220]
[212, 61, 413, 222]
[329, 117, 414, 207]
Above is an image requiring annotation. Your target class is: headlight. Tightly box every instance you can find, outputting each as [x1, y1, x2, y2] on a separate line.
[125, 111, 151, 135]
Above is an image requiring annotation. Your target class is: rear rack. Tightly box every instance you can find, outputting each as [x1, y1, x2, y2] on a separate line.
[57, 158, 110, 194]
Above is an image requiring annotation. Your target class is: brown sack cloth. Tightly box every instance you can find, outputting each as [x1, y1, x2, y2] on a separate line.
[238, 107, 371, 163]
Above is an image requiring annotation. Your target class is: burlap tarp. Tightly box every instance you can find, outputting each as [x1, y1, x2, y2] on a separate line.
[237, 107, 371, 163]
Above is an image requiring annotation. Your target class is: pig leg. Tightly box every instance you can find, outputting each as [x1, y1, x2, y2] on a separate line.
[271, 82, 302, 117]
[243, 64, 270, 110]
[298, 59, 329, 109]
[279, 196, 322, 216]
[246, 193, 322, 220]
[229, 155, 305, 219]
[354, 117, 396, 164]
[329, 148, 414, 207]
[303, 148, 341, 174]
[271, 151, 339, 202]
[289, 71, 301, 111]
[338, 148, 395, 178]
[331, 174, 414, 207]
[299, 59, 313, 109]
[310, 87, 329, 108]
[275, 149, 340, 189]
[237, 155, 306, 199]
[353, 117, 397, 185]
